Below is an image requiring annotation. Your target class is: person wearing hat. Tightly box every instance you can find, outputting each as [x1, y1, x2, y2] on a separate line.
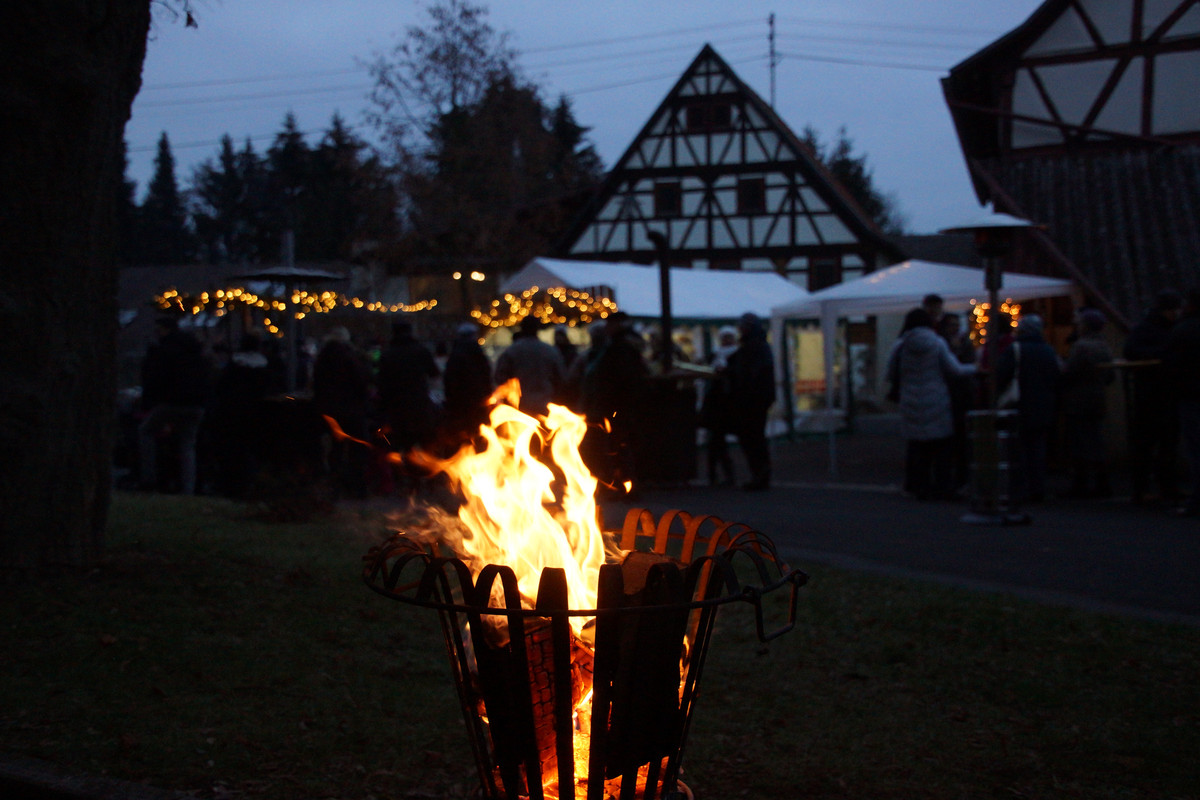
[494, 315, 565, 417]
[1123, 289, 1185, 505]
[1061, 308, 1116, 498]
[726, 313, 776, 491]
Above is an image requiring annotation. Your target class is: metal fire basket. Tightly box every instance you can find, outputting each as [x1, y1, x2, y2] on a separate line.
[363, 507, 807, 800]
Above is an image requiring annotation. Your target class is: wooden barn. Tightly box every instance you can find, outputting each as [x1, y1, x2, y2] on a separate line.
[942, 0, 1200, 330]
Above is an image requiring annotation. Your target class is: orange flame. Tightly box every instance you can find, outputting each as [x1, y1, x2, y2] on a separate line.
[413, 380, 621, 635]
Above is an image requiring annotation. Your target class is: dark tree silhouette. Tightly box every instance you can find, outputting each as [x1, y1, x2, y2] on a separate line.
[803, 125, 906, 235]
[0, 0, 164, 575]
[139, 131, 193, 263]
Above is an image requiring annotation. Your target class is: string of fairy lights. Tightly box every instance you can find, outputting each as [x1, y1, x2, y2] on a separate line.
[970, 299, 1022, 345]
[470, 285, 619, 329]
[155, 283, 1017, 343]
[153, 287, 438, 335]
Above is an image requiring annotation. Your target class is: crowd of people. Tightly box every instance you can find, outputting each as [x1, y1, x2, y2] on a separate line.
[885, 289, 1200, 516]
[128, 310, 780, 501]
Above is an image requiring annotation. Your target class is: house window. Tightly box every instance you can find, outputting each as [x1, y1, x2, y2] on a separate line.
[685, 101, 732, 132]
[808, 257, 842, 292]
[654, 182, 682, 218]
[737, 178, 766, 214]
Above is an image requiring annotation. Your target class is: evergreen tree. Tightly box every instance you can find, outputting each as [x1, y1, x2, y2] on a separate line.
[139, 131, 193, 263]
[191, 135, 263, 263]
[265, 112, 311, 260]
[803, 126, 906, 235]
[367, 0, 603, 275]
[304, 113, 400, 262]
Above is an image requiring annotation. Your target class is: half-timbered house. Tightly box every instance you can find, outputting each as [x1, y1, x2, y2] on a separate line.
[557, 44, 903, 291]
[942, 0, 1200, 329]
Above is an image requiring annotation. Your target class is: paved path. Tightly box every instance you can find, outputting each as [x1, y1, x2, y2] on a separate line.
[601, 419, 1200, 627]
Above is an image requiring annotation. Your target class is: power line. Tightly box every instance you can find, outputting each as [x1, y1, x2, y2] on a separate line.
[141, 67, 365, 91]
[775, 50, 948, 73]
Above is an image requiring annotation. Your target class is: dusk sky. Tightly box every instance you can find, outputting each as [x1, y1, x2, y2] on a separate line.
[126, 1, 1047, 235]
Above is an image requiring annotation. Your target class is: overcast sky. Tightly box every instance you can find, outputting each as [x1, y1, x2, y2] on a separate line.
[126, 0, 1046, 235]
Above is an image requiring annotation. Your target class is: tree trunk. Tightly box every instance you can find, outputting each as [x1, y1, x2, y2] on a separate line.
[0, 2, 152, 576]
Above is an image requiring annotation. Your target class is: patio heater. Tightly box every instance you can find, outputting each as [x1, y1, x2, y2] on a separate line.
[940, 204, 1037, 525]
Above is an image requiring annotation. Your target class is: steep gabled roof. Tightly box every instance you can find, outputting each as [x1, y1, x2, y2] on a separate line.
[557, 44, 903, 265]
[943, 0, 1200, 327]
[944, 0, 1200, 161]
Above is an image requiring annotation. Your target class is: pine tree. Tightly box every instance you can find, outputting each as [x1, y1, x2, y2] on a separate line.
[265, 112, 311, 260]
[803, 126, 906, 235]
[304, 113, 399, 261]
[139, 131, 193, 264]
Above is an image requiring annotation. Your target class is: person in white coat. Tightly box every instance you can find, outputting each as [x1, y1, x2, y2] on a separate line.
[886, 307, 977, 500]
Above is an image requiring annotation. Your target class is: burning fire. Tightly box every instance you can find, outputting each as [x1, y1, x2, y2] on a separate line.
[364, 380, 686, 799]
[412, 379, 624, 635]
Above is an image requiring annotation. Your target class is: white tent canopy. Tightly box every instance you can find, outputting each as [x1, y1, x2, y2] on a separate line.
[771, 259, 1076, 320]
[501, 257, 810, 321]
[769, 259, 1077, 477]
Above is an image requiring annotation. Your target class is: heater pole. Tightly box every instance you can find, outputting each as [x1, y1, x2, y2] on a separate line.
[647, 230, 673, 376]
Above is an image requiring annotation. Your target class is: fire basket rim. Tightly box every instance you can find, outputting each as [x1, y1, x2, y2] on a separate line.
[362, 507, 807, 641]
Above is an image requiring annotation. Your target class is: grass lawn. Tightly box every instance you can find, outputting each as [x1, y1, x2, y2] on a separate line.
[1, 492, 1198, 799]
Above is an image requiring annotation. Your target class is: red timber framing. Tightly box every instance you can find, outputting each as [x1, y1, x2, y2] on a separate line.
[556, 44, 903, 286]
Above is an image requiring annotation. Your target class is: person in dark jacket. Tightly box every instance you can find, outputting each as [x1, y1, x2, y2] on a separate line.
[313, 327, 372, 497]
[1123, 289, 1184, 504]
[1061, 308, 1116, 497]
[138, 316, 213, 494]
[377, 321, 440, 453]
[440, 323, 494, 450]
[996, 315, 1061, 503]
[580, 312, 648, 494]
[210, 333, 275, 498]
[495, 316, 565, 417]
[726, 313, 776, 491]
[1163, 287, 1200, 516]
[699, 325, 739, 487]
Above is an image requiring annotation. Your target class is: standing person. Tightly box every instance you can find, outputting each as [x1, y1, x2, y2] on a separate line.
[440, 323, 494, 449]
[938, 312, 976, 492]
[922, 293, 945, 327]
[377, 320, 441, 453]
[1123, 289, 1184, 505]
[886, 308, 976, 501]
[1061, 308, 1116, 498]
[1163, 287, 1200, 517]
[996, 315, 1061, 503]
[210, 332, 274, 498]
[699, 325, 739, 487]
[494, 315, 565, 417]
[726, 313, 776, 491]
[312, 327, 372, 498]
[552, 326, 582, 408]
[580, 312, 648, 494]
[137, 316, 213, 494]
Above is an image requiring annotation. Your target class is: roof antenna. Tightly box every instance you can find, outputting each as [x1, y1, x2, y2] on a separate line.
[769, 12, 777, 108]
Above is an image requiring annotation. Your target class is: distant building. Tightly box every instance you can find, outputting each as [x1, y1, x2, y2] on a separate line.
[942, 0, 1200, 328]
[557, 44, 904, 290]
